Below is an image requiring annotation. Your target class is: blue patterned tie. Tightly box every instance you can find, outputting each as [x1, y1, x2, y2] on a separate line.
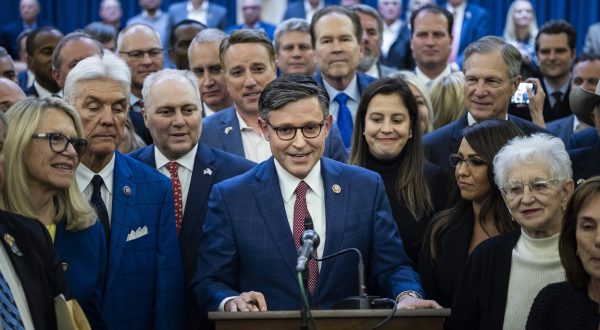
[0, 270, 25, 330]
[334, 93, 353, 148]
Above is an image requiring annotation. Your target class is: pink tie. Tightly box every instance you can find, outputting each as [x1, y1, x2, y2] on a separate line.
[166, 162, 183, 234]
[293, 181, 319, 295]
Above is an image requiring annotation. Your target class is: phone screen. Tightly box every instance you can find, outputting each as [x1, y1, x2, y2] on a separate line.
[511, 83, 534, 104]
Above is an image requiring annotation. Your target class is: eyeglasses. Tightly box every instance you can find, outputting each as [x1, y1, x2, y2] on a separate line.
[31, 133, 88, 157]
[119, 48, 163, 60]
[266, 120, 326, 141]
[449, 153, 487, 168]
[500, 178, 559, 201]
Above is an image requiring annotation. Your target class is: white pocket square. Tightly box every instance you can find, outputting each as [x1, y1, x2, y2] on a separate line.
[126, 226, 148, 242]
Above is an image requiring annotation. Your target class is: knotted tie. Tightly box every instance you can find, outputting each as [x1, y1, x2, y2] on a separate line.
[90, 175, 110, 245]
[0, 269, 25, 330]
[293, 181, 318, 296]
[166, 162, 183, 234]
[334, 93, 353, 149]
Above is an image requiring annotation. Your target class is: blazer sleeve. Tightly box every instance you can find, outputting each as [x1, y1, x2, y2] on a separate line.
[153, 181, 184, 329]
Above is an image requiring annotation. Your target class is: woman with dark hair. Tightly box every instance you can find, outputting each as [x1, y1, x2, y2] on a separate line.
[417, 119, 525, 307]
[349, 77, 449, 263]
[526, 176, 600, 330]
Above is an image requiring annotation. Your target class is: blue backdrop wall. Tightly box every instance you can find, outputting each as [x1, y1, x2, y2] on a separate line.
[1, 0, 599, 54]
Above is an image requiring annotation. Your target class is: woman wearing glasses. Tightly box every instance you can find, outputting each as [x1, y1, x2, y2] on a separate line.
[447, 133, 574, 330]
[1, 97, 106, 328]
[417, 119, 524, 308]
[349, 77, 449, 264]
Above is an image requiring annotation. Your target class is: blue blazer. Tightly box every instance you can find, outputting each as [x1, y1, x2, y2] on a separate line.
[201, 107, 348, 163]
[54, 219, 107, 329]
[129, 143, 255, 329]
[168, 1, 228, 30]
[192, 157, 423, 311]
[455, 3, 491, 67]
[546, 115, 576, 146]
[569, 142, 600, 185]
[568, 127, 599, 149]
[225, 21, 276, 40]
[101, 152, 183, 330]
[283, 0, 338, 20]
[423, 113, 550, 174]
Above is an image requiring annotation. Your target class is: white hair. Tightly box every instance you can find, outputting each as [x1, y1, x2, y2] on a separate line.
[141, 69, 201, 109]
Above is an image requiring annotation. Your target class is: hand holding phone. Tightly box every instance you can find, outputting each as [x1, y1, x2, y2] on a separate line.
[511, 82, 535, 104]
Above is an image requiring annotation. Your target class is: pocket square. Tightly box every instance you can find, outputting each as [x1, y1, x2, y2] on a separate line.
[126, 226, 149, 242]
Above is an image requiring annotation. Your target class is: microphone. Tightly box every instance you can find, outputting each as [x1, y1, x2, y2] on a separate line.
[296, 230, 320, 272]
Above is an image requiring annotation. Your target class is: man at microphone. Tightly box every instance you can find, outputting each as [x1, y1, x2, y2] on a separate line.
[192, 74, 441, 313]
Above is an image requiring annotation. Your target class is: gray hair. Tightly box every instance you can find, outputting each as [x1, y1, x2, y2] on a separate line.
[51, 31, 103, 70]
[64, 53, 131, 105]
[349, 4, 384, 46]
[188, 28, 227, 58]
[258, 74, 329, 120]
[464, 36, 522, 80]
[274, 18, 311, 53]
[0, 46, 9, 58]
[116, 23, 162, 52]
[493, 133, 572, 188]
[142, 69, 201, 109]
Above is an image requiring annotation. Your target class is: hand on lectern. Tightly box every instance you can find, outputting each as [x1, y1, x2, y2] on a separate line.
[396, 296, 442, 310]
[224, 291, 268, 312]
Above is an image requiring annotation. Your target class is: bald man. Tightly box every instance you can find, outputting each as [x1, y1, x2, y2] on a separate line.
[0, 77, 26, 112]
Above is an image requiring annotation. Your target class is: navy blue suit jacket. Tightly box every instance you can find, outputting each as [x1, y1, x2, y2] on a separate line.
[283, 0, 337, 20]
[100, 152, 183, 329]
[201, 107, 348, 163]
[380, 23, 413, 70]
[55, 219, 107, 329]
[568, 127, 599, 149]
[225, 21, 276, 40]
[129, 143, 255, 329]
[192, 157, 423, 311]
[168, 1, 228, 30]
[454, 3, 491, 67]
[423, 113, 550, 174]
[569, 142, 600, 184]
[546, 115, 576, 146]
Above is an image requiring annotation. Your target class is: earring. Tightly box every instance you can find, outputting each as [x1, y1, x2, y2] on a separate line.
[409, 133, 413, 138]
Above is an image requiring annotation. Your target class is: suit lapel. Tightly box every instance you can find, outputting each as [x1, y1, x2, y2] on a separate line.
[220, 109, 245, 157]
[450, 114, 468, 152]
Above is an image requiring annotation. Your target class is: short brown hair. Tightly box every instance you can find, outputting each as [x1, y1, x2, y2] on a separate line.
[219, 29, 275, 67]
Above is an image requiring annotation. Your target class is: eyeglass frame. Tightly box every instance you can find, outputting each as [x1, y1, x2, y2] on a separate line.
[118, 48, 164, 60]
[499, 178, 560, 201]
[265, 120, 327, 141]
[31, 132, 88, 157]
[448, 153, 488, 168]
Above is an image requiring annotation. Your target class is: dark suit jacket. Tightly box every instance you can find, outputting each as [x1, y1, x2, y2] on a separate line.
[128, 108, 153, 145]
[546, 114, 576, 146]
[568, 127, 599, 149]
[569, 142, 600, 185]
[282, 0, 337, 20]
[225, 21, 276, 40]
[380, 23, 413, 70]
[192, 157, 423, 311]
[454, 3, 491, 68]
[423, 113, 549, 174]
[129, 143, 255, 329]
[0, 20, 44, 58]
[168, 1, 228, 30]
[201, 107, 348, 163]
[0, 210, 68, 330]
[17, 70, 30, 92]
[25, 84, 39, 97]
[100, 152, 183, 330]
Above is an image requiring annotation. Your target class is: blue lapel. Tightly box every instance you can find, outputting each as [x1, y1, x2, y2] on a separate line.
[450, 113, 469, 151]
[218, 108, 245, 157]
[135, 145, 156, 167]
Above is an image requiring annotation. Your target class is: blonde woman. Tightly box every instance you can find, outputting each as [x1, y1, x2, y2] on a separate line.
[503, 0, 538, 66]
[393, 71, 434, 134]
[430, 71, 466, 129]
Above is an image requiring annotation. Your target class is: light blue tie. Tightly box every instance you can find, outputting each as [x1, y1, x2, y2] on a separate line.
[334, 92, 353, 148]
[0, 270, 25, 330]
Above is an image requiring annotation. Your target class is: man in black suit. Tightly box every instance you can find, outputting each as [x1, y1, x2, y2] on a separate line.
[129, 69, 255, 329]
[424, 36, 548, 174]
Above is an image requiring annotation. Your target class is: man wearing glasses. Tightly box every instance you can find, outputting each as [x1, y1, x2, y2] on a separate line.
[117, 23, 164, 145]
[193, 74, 441, 312]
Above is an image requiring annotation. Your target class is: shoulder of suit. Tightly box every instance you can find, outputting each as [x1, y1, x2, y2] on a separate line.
[119, 152, 170, 183]
[205, 144, 256, 168]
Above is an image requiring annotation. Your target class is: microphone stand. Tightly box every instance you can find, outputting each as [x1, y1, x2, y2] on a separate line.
[300, 268, 309, 330]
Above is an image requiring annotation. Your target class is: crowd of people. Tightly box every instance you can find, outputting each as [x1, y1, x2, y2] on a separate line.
[0, 0, 599, 329]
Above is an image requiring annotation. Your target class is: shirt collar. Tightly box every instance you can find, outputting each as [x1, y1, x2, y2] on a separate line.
[235, 110, 259, 132]
[33, 80, 53, 99]
[142, 9, 163, 18]
[274, 158, 323, 203]
[154, 143, 198, 172]
[129, 93, 141, 107]
[467, 111, 509, 126]
[187, 0, 208, 11]
[384, 19, 402, 34]
[321, 74, 360, 103]
[543, 78, 570, 96]
[447, 1, 466, 14]
[76, 153, 116, 194]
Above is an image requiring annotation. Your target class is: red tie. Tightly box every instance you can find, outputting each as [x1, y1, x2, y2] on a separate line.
[293, 181, 319, 296]
[166, 162, 183, 234]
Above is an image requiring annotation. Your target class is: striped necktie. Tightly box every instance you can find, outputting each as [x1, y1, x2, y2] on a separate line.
[0, 270, 25, 330]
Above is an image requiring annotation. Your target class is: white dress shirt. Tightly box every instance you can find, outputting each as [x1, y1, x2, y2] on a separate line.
[236, 110, 271, 163]
[303, 0, 324, 23]
[322, 75, 360, 125]
[76, 154, 116, 223]
[415, 64, 452, 89]
[154, 144, 197, 213]
[32, 80, 53, 98]
[381, 19, 402, 58]
[0, 244, 34, 330]
[187, 0, 209, 25]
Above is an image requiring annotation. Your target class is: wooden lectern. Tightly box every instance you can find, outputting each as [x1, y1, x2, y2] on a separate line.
[209, 308, 451, 330]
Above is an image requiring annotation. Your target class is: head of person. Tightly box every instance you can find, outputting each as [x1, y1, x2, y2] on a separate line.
[99, 0, 122, 26]
[535, 20, 576, 82]
[20, 0, 40, 23]
[410, 4, 453, 73]
[258, 74, 331, 179]
[0, 78, 26, 112]
[118, 117, 146, 153]
[349, 4, 384, 72]
[494, 134, 574, 238]
[571, 54, 600, 94]
[142, 69, 202, 161]
[241, 0, 262, 26]
[310, 6, 363, 89]
[463, 36, 522, 122]
[63, 53, 130, 170]
[117, 24, 163, 96]
[503, 0, 538, 42]
[27, 26, 64, 92]
[2, 97, 95, 230]
[0, 47, 18, 84]
[84, 22, 117, 52]
[274, 18, 317, 76]
[570, 80, 600, 137]
[169, 19, 206, 70]
[407, 0, 433, 16]
[17, 30, 31, 63]
[392, 70, 433, 133]
[139, 0, 161, 12]
[430, 71, 466, 129]
[219, 29, 277, 116]
[189, 28, 231, 111]
[51, 32, 104, 89]
[559, 176, 600, 290]
[378, 0, 401, 25]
